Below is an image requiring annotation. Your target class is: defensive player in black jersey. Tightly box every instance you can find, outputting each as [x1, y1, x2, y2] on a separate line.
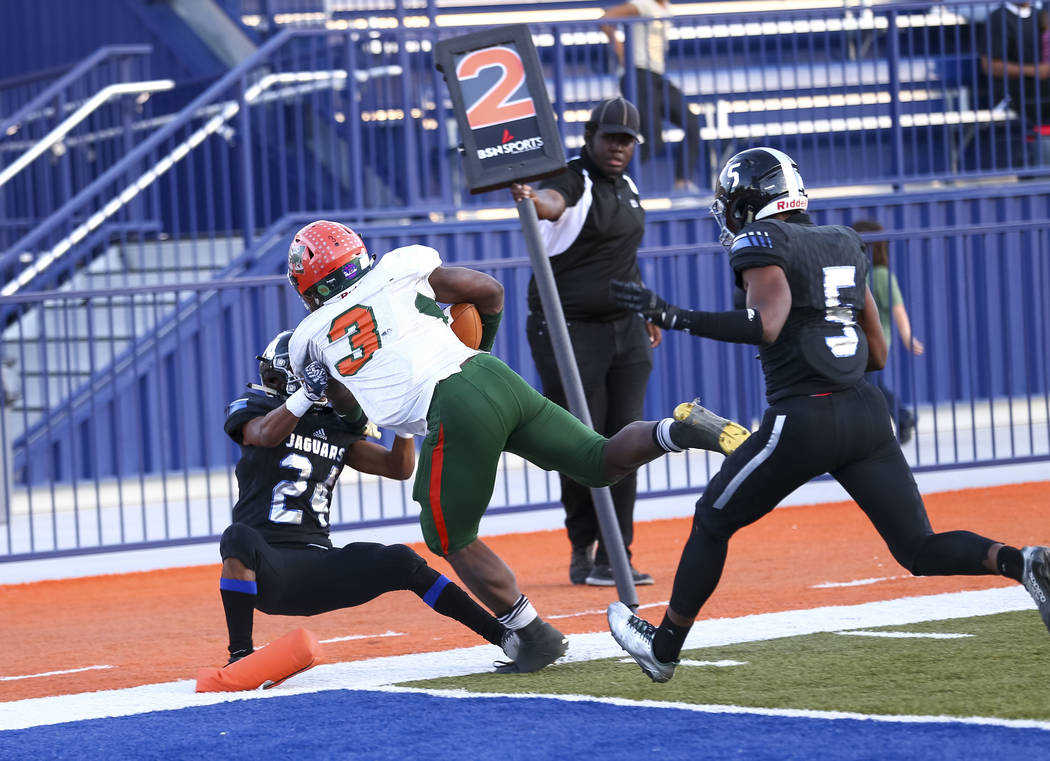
[606, 146, 1050, 682]
[197, 330, 519, 691]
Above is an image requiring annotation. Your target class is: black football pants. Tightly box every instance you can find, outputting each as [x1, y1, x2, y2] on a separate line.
[669, 380, 997, 619]
[220, 523, 428, 616]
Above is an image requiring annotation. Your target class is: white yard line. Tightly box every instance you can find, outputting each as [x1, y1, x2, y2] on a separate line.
[812, 575, 909, 588]
[383, 686, 1050, 732]
[0, 665, 113, 682]
[834, 630, 973, 639]
[319, 631, 405, 644]
[0, 585, 1035, 732]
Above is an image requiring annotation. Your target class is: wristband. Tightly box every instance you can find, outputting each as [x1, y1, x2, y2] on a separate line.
[479, 309, 503, 352]
[285, 387, 314, 417]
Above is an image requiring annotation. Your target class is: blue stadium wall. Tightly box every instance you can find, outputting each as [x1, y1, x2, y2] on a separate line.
[11, 182, 1050, 485]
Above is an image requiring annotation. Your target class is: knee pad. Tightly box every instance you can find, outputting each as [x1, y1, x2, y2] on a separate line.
[219, 523, 264, 570]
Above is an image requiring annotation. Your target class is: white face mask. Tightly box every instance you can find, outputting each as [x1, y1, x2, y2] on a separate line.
[709, 197, 735, 250]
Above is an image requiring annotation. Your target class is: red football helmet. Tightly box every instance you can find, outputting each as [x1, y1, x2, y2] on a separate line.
[287, 220, 373, 310]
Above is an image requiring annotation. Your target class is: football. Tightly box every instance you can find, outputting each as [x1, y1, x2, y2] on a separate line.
[448, 302, 482, 349]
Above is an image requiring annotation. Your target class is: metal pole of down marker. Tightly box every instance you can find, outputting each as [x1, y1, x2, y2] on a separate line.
[433, 24, 638, 607]
[516, 198, 639, 609]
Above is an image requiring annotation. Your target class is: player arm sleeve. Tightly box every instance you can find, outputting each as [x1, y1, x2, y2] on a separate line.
[478, 308, 502, 352]
[670, 307, 765, 344]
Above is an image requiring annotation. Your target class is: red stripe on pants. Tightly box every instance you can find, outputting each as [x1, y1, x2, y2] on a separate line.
[429, 423, 450, 553]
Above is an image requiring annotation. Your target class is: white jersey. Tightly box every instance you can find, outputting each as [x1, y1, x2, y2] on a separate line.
[288, 244, 477, 436]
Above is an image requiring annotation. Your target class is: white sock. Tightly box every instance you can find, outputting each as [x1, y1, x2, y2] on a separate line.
[654, 418, 683, 452]
[498, 594, 538, 630]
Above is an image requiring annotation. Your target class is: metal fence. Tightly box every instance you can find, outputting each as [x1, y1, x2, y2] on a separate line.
[2, 196, 1048, 559]
[2, 2, 1050, 560]
[0, 46, 164, 252]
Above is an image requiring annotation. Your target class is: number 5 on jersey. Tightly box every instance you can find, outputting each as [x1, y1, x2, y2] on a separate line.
[329, 304, 381, 376]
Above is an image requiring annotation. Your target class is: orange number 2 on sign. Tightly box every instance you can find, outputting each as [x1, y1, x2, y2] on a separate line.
[328, 305, 381, 376]
[456, 46, 536, 130]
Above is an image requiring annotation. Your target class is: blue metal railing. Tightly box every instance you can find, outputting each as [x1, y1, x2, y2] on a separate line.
[2, 186, 1049, 559]
[3, 1, 1050, 560]
[7, 4, 1048, 299]
[0, 46, 159, 252]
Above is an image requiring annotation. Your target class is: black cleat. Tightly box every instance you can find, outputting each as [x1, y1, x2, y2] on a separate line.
[493, 618, 568, 673]
[671, 399, 750, 455]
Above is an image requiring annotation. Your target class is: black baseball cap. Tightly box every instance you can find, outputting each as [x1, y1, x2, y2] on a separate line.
[588, 96, 642, 142]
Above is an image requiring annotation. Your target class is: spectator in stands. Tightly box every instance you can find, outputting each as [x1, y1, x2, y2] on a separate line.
[601, 0, 702, 192]
[199, 330, 519, 690]
[283, 220, 748, 673]
[607, 146, 1050, 683]
[852, 220, 925, 445]
[980, 1, 1050, 167]
[0, 357, 18, 406]
[511, 96, 662, 588]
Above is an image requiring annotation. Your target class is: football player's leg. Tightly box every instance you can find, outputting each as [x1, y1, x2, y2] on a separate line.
[305, 541, 511, 651]
[835, 439, 1004, 576]
[628, 405, 819, 672]
[415, 357, 568, 671]
[413, 359, 519, 611]
[832, 383, 1000, 577]
[217, 523, 276, 663]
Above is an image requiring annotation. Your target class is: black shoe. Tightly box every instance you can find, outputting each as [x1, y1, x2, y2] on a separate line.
[585, 564, 615, 586]
[494, 618, 568, 673]
[631, 567, 655, 585]
[586, 564, 654, 586]
[569, 544, 594, 585]
[226, 647, 252, 666]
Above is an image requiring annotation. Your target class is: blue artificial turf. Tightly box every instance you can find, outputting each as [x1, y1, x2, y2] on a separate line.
[2, 689, 1047, 760]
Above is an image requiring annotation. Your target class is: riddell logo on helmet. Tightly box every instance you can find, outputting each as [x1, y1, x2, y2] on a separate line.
[776, 198, 807, 211]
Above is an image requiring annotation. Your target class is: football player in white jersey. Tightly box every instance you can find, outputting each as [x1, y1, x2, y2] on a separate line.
[285, 220, 749, 673]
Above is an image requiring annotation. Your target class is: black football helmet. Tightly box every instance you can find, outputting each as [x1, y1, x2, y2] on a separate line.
[710, 147, 808, 248]
[256, 330, 300, 398]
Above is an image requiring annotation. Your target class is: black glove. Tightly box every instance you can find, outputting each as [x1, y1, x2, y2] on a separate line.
[301, 360, 329, 402]
[609, 280, 681, 330]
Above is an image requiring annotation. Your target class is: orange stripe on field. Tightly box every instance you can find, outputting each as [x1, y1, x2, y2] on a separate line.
[429, 423, 449, 553]
[1, 480, 1047, 702]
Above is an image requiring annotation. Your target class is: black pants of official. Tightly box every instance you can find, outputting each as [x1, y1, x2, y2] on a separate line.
[669, 380, 997, 619]
[220, 522, 428, 617]
[622, 68, 702, 184]
[526, 312, 653, 565]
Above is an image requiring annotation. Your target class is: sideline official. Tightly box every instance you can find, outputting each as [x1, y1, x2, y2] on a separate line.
[511, 96, 659, 587]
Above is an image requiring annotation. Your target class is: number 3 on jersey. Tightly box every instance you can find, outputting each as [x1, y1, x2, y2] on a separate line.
[329, 304, 381, 376]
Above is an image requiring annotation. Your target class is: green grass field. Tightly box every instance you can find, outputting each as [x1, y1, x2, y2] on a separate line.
[404, 611, 1050, 720]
